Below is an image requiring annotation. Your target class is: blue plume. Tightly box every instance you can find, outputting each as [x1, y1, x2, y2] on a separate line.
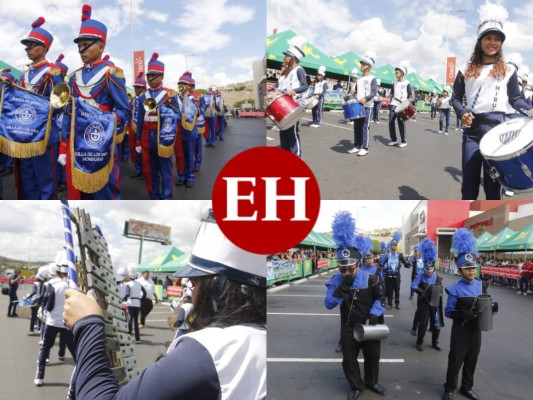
[380, 241, 386, 251]
[452, 228, 478, 255]
[365, 237, 373, 254]
[354, 235, 372, 256]
[392, 231, 401, 242]
[331, 211, 356, 249]
[419, 238, 437, 263]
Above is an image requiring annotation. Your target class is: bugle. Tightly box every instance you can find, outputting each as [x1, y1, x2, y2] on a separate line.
[50, 82, 71, 109]
[143, 97, 158, 113]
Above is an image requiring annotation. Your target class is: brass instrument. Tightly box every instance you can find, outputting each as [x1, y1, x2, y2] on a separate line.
[127, 93, 133, 103]
[50, 82, 71, 109]
[177, 84, 185, 94]
[143, 97, 157, 113]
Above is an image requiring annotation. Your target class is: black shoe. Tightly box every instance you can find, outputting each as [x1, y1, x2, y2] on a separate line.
[432, 342, 442, 351]
[12, 313, 19, 317]
[416, 344, 424, 352]
[220, 138, 224, 141]
[385, 304, 391, 310]
[346, 389, 361, 400]
[442, 392, 454, 400]
[175, 179, 184, 187]
[58, 183, 67, 193]
[409, 295, 413, 300]
[7, 314, 12, 318]
[120, 157, 129, 163]
[194, 167, 201, 172]
[185, 181, 194, 188]
[395, 305, 400, 310]
[335, 344, 342, 353]
[367, 383, 386, 396]
[459, 387, 479, 400]
[130, 172, 143, 179]
[411, 328, 417, 336]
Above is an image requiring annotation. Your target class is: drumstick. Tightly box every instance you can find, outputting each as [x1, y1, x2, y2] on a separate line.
[519, 108, 533, 118]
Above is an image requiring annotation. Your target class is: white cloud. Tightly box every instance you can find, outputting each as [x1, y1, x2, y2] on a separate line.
[146, 11, 169, 23]
[230, 56, 258, 70]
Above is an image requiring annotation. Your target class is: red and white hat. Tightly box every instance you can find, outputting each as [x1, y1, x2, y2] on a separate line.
[178, 71, 194, 85]
[74, 4, 108, 44]
[147, 52, 164, 75]
[21, 17, 53, 49]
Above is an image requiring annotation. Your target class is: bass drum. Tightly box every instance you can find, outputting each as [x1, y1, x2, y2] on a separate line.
[265, 94, 305, 130]
[395, 100, 416, 121]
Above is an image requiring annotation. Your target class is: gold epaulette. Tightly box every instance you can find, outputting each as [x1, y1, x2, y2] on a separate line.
[48, 66, 61, 76]
[110, 67, 125, 79]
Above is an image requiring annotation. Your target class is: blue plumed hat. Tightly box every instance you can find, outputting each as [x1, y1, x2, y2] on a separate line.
[419, 238, 437, 271]
[390, 231, 401, 246]
[332, 211, 359, 267]
[452, 228, 478, 269]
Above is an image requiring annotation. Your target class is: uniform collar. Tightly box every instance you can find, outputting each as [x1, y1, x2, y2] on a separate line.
[30, 60, 49, 70]
[460, 277, 476, 285]
[149, 85, 163, 92]
[83, 60, 106, 70]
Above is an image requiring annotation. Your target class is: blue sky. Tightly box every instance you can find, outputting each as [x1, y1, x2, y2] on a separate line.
[267, 0, 533, 84]
[0, 0, 264, 88]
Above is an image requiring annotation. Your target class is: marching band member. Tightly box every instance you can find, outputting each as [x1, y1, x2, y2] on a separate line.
[190, 81, 205, 173]
[310, 66, 327, 128]
[17, 17, 63, 199]
[347, 53, 377, 156]
[63, 210, 266, 399]
[411, 238, 443, 352]
[280, 36, 308, 157]
[409, 246, 424, 300]
[60, 4, 131, 200]
[388, 63, 413, 148]
[135, 53, 180, 200]
[372, 79, 384, 123]
[53, 54, 69, 193]
[0, 68, 17, 199]
[176, 71, 199, 188]
[438, 89, 452, 135]
[451, 2, 533, 200]
[379, 233, 410, 310]
[442, 229, 498, 400]
[215, 90, 227, 141]
[129, 72, 146, 179]
[325, 211, 386, 400]
[204, 87, 217, 147]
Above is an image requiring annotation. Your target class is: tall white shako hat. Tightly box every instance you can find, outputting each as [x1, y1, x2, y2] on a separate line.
[128, 264, 138, 279]
[317, 65, 326, 77]
[351, 68, 360, 77]
[477, 1, 507, 42]
[360, 51, 376, 67]
[283, 36, 306, 62]
[395, 61, 408, 76]
[55, 250, 69, 274]
[174, 209, 265, 287]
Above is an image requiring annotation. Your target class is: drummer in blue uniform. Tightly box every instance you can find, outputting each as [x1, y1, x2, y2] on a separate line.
[53, 54, 69, 193]
[17, 17, 63, 200]
[325, 211, 386, 400]
[60, 4, 131, 200]
[442, 228, 499, 400]
[130, 72, 146, 179]
[135, 53, 181, 200]
[451, 4, 533, 200]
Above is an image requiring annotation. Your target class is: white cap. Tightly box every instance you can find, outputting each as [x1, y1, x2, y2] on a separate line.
[317, 66, 326, 76]
[360, 53, 376, 67]
[47, 263, 57, 278]
[128, 264, 138, 279]
[396, 66, 408, 76]
[116, 266, 126, 282]
[477, 1, 507, 42]
[351, 68, 359, 77]
[283, 36, 306, 62]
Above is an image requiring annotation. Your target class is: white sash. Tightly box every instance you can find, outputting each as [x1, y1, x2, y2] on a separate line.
[146, 89, 167, 105]
[75, 66, 111, 108]
[24, 67, 49, 92]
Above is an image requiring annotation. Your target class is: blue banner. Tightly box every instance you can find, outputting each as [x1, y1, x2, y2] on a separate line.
[181, 95, 198, 131]
[0, 83, 52, 158]
[70, 98, 116, 193]
[158, 105, 178, 158]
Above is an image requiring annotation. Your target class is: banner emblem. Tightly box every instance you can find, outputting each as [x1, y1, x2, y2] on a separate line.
[84, 122, 106, 148]
[15, 105, 37, 125]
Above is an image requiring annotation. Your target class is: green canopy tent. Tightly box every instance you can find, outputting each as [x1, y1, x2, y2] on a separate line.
[146, 251, 192, 273]
[497, 224, 533, 252]
[373, 64, 396, 86]
[475, 232, 493, 247]
[136, 246, 185, 272]
[477, 227, 516, 252]
[405, 72, 433, 93]
[300, 231, 334, 248]
[266, 30, 346, 80]
[332, 51, 364, 77]
[426, 79, 443, 94]
[0, 60, 23, 80]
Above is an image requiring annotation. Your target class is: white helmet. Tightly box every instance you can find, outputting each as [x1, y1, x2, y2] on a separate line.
[128, 264, 138, 279]
[116, 266, 126, 282]
[47, 263, 57, 278]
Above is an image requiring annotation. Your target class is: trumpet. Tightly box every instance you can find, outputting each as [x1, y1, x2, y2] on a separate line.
[143, 97, 158, 113]
[177, 84, 185, 94]
[127, 92, 133, 103]
[50, 82, 71, 109]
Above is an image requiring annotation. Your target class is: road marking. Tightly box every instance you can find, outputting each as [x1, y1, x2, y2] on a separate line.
[268, 294, 325, 297]
[145, 319, 171, 322]
[301, 117, 354, 131]
[268, 312, 393, 317]
[268, 358, 404, 363]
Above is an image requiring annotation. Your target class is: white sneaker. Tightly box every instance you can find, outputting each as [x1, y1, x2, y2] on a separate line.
[347, 147, 361, 154]
[271, 126, 279, 131]
[313, 124, 320, 128]
[524, 292, 528, 296]
[444, 131, 449, 135]
[376, 121, 380, 124]
[398, 142, 407, 148]
[387, 141, 398, 146]
[38, 340, 43, 345]
[438, 130, 442, 134]
[34, 379, 43, 387]
[357, 149, 368, 156]
[517, 290, 522, 295]
[349, 121, 354, 125]
[455, 128, 460, 131]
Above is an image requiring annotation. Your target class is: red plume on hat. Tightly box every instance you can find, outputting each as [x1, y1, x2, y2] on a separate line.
[2, 68, 11, 73]
[81, 4, 91, 21]
[150, 52, 159, 62]
[56, 54, 64, 63]
[32, 17, 45, 28]
[136, 72, 144, 79]
[103, 55, 110, 61]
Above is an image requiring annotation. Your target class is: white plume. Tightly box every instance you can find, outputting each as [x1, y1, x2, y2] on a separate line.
[288, 35, 306, 49]
[478, 1, 508, 25]
[364, 50, 377, 61]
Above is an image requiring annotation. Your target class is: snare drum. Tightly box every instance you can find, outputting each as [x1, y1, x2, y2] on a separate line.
[304, 96, 319, 110]
[343, 100, 365, 120]
[480, 117, 533, 192]
[265, 94, 305, 130]
[395, 100, 416, 121]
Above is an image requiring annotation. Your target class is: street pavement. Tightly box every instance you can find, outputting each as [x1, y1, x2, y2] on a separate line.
[267, 269, 533, 400]
[1, 117, 264, 200]
[267, 110, 533, 200]
[0, 288, 177, 399]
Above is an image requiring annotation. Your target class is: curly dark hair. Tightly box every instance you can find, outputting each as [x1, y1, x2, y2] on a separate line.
[464, 40, 507, 80]
[189, 275, 266, 331]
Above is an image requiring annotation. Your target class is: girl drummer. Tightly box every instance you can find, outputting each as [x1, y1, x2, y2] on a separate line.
[451, 2, 533, 200]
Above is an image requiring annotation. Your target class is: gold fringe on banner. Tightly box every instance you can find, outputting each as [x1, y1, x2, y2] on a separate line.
[116, 127, 125, 144]
[197, 125, 205, 134]
[0, 85, 52, 158]
[157, 112, 175, 158]
[181, 108, 198, 131]
[70, 100, 117, 193]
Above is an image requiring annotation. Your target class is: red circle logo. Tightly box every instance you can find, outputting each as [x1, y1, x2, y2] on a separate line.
[212, 147, 321, 255]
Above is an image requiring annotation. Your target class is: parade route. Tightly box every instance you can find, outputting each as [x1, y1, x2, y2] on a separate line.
[267, 270, 533, 400]
[1, 117, 264, 200]
[0, 291, 177, 399]
[267, 110, 533, 200]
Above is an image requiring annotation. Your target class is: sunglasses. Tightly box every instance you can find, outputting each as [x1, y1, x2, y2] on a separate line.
[339, 265, 356, 274]
[25, 43, 43, 50]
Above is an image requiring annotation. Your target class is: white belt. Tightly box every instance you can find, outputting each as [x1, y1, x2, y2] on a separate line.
[144, 116, 158, 122]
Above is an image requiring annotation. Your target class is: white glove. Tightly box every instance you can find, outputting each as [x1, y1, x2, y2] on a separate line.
[135, 146, 142, 154]
[58, 154, 66, 166]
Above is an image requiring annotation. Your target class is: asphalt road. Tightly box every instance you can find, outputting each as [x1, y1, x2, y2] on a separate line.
[267, 270, 533, 400]
[1, 117, 264, 200]
[0, 289, 178, 399]
[267, 110, 533, 200]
